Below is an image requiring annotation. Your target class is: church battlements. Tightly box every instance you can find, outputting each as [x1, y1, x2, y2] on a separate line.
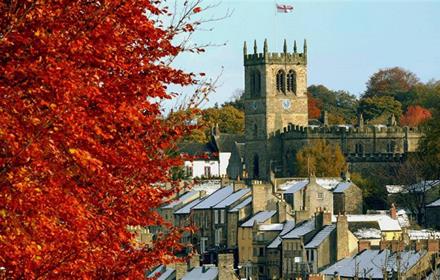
[243, 39, 307, 66]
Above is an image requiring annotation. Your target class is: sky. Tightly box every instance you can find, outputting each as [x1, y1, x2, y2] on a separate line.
[171, 0, 440, 108]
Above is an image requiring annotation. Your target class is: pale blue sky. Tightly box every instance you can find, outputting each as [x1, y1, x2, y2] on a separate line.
[172, 0, 440, 108]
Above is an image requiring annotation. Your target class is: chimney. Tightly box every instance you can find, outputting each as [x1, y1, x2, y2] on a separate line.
[233, 181, 246, 192]
[322, 111, 329, 127]
[380, 240, 389, 251]
[336, 213, 349, 260]
[189, 251, 200, 269]
[171, 261, 188, 280]
[277, 200, 287, 223]
[358, 240, 371, 252]
[389, 203, 397, 219]
[427, 239, 439, 252]
[323, 210, 332, 226]
[251, 182, 272, 212]
[218, 253, 236, 280]
[308, 274, 325, 280]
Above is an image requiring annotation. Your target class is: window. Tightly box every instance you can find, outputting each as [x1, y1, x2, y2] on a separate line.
[287, 70, 296, 93]
[259, 247, 265, 257]
[220, 209, 225, 224]
[253, 123, 258, 138]
[276, 70, 285, 93]
[387, 141, 396, 153]
[317, 192, 324, 200]
[204, 166, 211, 177]
[185, 166, 193, 177]
[251, 71, 261, 97]
[215, 228, 222, 246]
[355, 143, 364, 154]
[201, 237, 208, 253]
[214, 210, 219, 224]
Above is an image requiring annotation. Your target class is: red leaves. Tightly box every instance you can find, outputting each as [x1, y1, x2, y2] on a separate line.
[400, 105, 432, 127]
[0, 0, 199, 278]
[308, 93, 321, 119]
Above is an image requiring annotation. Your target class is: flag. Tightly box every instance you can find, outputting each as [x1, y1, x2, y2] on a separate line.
[276, 3, 294, 13]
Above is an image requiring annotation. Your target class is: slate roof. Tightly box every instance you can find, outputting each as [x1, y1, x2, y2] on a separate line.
[147, 265, 175, 280]
[174, 198, 202, 215]
[332, 214, 401, 232]
[181, 266, 218, 280]
[284, 181, 308, 194]
[213, 133, 245, 153]
[259, 224, 284, 231]
[192, 185, 234, 210]
[427, 198, 440, 207]
[229, 196, 252, 212]
[213, 188, 250, 209]
[321, 249, 426, 279]
[333, 182, 352, 193]
[241, 210, 277, 227]
[267, 220, 296, 249]
[305, 224, 336, 248]
[282, 219, 315, 239]
[162, 190, 199, 209]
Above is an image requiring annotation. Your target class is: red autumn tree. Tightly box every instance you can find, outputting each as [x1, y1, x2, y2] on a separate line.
[0, 1, 206, 278]
[308, 93, 321, 119]
[400, 105, 432, 127]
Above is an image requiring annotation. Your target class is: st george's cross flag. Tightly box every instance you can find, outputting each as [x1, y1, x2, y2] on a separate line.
[276, 3, 294, 13]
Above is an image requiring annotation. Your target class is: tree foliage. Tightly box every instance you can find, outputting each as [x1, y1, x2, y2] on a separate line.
[307, 93, 321, 120]
[364, 67, 419, 99]
[307, 85, 358, 123]
[418, 102, 440, 179]
[296, 139, 346, 177]
[0, 0, 205, 278]
[400, 105, 432, 127]
[358, 96, 402, 123]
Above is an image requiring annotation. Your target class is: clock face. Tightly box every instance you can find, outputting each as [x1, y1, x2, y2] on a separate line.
[282, 99, 291, 110]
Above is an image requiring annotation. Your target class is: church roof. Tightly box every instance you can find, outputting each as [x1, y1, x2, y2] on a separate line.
[213, 133, 245, 153]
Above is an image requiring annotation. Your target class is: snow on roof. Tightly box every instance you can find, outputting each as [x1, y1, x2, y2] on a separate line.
[174, 198, 202, 215]
[284, 181, 308, 194]
[192, 180, 221, 195]
[147, 265, 175, 280]
[386, 185, 404, 194]
[213, 188, 250, 209]
[162, 190, 199, 209]
[181, 266, 218, 280]
[267, 220, 296, 249]
[386, 180, 440, 194]
[331, 215, 401, 232]
[353, 228, 382, 239]
[280, 178, 342, 194]
[283, 219, 315, 239]
[259, 224, 284, 231]
[333, 182, 352, 193]
[241, 210, 277, 227]
[407, 229, 440, 240]
[229, 196, 252, 212]
[192, 185, 234, 210]
[427, 198, 440, 207]
[397, 209, 411, 228]
[321, 249, 426, 279]
[305, 224, 336, 248]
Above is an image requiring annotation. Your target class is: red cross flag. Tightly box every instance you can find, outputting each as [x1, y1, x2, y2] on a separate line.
[276, 3, 294, 13]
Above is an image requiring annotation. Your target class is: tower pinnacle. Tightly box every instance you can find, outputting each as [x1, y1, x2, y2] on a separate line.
[263, 39, 268, 53]
[243, 41, 247, 55]
[294, 40, 297, 53]
[253, 40, 257, 54]
[283, 39, 287, 53]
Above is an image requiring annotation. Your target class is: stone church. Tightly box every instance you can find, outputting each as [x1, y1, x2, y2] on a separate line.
[226, 39, 423, 180]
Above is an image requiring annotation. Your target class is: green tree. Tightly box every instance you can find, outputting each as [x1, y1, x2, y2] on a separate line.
[364, 67, 419, 99]
[308, 85, 358, 123]
[296, 139, 347, 177]
[418, 102, 440, 179]
[358, 96, 402, 123]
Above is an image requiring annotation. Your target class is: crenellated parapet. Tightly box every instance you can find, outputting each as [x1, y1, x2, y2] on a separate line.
[243, 39, 307, 66]
[346, 152, 406, 162]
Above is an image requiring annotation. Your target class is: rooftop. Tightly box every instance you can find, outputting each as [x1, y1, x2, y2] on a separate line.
[259, 224, 284, 231]
[229, 196, 252, 212]
[267, 220, 296, 249]
[192, 185, 234, 210]
[174, 198, 202, 215]
[162, 190, 199, 209]
[427, 198, 440, 207]
[332, 181, 352, 193]
[147, 265, 175, 280]
[241, 210, 277, 227]
[321, 249, 426, 279]
[305, 224, 336, 248]
[213, 188, 250, 209]
[282, 219, 315, 239]
[181, 266, 218, 280]
[332, 214, 401, 232]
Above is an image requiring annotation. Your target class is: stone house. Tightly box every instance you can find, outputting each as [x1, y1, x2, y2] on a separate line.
[332, 181, 363, 214]
[226, 196, 253, 249]
[426, 198, 440, 229]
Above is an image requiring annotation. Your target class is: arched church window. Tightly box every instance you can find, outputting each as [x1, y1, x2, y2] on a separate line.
[287, 70, 296, 93]
[276, 70, 285, 93]
[253, 123, 258, 138]
[250, 71, 261, 97]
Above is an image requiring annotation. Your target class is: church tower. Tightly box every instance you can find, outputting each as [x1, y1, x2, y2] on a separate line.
[243, 39, 308, 179]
